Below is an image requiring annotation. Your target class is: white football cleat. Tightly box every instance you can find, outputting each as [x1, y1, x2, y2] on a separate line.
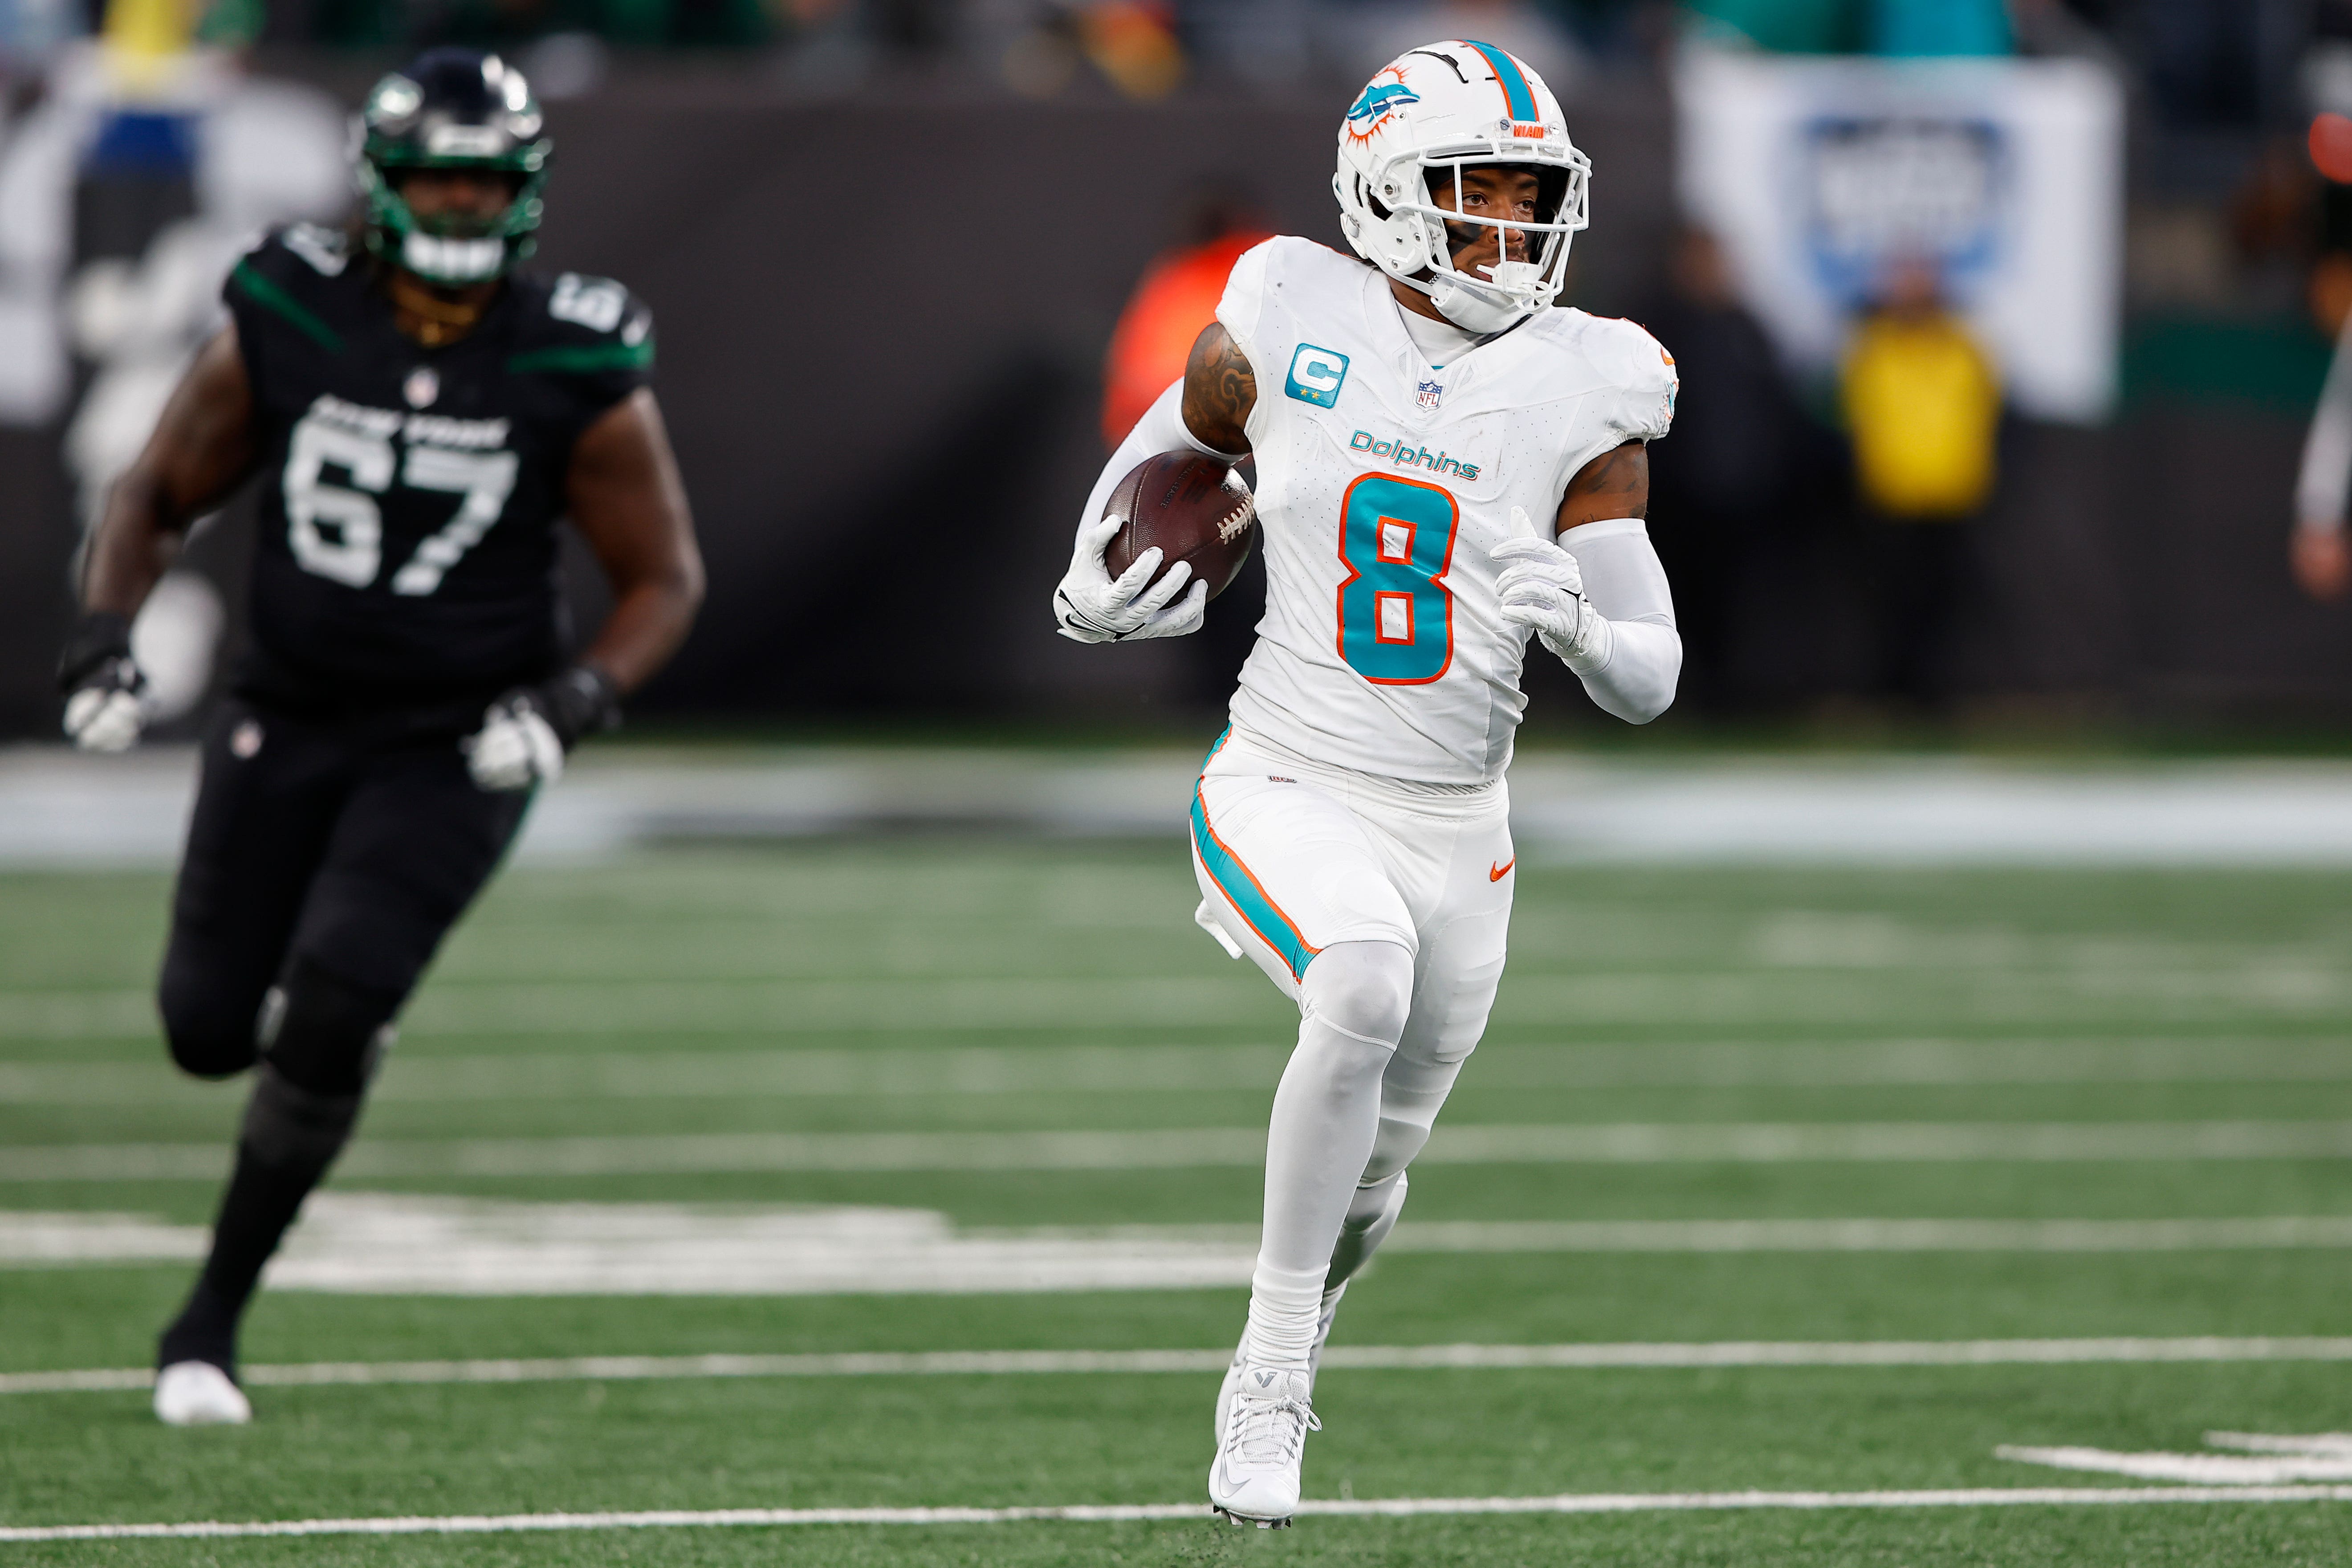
[1212, 1285, 1350, 1445]
[1213, 1279, 1345, 1438]
[154, 1361, 250, 1426]
[1208, 1364, 1319, 1528]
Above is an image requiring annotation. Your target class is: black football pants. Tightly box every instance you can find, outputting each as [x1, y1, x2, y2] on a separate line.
[158, 697, 530, 1083]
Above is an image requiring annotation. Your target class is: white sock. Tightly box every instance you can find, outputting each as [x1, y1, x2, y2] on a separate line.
[1244, 1262, 1326, 1370]
[1242, 941, 1412, 1372]
[1325, 1168, 1408, 1301]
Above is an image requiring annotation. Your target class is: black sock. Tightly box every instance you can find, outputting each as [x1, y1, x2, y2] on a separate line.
[159, 1065, 366, 1376]
[158, 1279, 244, 1375]
[158, 1144, 331, 1375]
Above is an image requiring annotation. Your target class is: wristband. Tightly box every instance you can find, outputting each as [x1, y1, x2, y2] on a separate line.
[57, 611, 135, 694]
[534, 664, 621, 749]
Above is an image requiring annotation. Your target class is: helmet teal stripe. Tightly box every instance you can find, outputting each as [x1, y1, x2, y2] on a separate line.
[1462, 40, 1539, 122]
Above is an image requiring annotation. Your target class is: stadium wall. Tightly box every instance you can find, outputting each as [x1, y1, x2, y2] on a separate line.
[0, 68, 2347, 735]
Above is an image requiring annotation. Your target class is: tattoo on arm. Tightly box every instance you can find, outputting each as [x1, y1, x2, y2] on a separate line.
[1556, 440, 1648, 532]
[1181, 323, 1255, 456]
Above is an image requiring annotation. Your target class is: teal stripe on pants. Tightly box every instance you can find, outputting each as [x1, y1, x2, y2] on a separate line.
[1190, 786, 1317, 981]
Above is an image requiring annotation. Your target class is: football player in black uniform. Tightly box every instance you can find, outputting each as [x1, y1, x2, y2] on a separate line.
[55, 48, 704, 1425]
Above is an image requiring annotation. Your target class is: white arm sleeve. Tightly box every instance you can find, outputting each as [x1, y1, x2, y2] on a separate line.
[2297, 310, 2352, 534]
[1078, 380, 1241, 538]
[1557, 517, 1680, 725]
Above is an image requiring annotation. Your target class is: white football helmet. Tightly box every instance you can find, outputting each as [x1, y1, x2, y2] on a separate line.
[1332, 40, 1590, 334]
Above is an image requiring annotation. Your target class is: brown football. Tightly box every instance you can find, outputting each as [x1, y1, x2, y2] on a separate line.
[1103, 452, 1257, 601]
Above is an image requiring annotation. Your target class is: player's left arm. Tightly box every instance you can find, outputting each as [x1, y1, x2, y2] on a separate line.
[1556, 440, 1648, 530]
[1490, 439, 1682, 725]
[463, 389, 704, 791]
[564, 389, 705, 695]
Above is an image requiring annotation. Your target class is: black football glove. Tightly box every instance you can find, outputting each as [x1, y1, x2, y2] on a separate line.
[57, 611, 149, 753]
[461, 665, 620, 792]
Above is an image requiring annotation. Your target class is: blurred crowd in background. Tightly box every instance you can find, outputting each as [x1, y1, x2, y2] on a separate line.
[7, 0, 2352, 737]
[0, 0, 2026, 79]
[0, 2, 2330, 109]
[0, 1, 2320, 106]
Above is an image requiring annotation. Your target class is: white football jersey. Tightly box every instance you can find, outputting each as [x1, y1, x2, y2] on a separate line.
[1220, 236, 1677, 786]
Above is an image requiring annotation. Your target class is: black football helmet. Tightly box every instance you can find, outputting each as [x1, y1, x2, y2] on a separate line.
[358, 48, 550, 286]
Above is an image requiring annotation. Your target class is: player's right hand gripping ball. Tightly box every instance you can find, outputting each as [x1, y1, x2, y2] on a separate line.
[1054, 517, 1204, 644]
[57, 612, 150, 753]
[1054, 453, 1254, 643]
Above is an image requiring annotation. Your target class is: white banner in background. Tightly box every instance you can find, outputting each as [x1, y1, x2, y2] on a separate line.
[1673, 47, 2124, 424]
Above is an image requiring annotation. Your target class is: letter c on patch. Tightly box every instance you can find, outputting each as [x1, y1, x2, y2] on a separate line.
[1285, 343, 1351, 408]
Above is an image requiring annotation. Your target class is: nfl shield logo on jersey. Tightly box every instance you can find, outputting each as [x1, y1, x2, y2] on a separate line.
[1416, 377, 1443, 411]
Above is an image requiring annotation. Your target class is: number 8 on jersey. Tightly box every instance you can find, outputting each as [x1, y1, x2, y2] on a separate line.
[1337, 473, 1458, 684]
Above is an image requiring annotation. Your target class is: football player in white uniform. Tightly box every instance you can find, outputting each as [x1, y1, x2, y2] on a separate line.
[1053, 40, 1680, 1526]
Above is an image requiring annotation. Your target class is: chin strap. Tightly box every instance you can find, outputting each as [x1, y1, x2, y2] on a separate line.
[1423, 261, 1546, 334]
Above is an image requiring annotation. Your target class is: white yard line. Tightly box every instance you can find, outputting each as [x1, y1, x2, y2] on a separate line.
[8, 1038, 2351, 1104]
[4, 1485, 2350, 1541]
[2208, 1432, 2352, 1456]
[9, 965, 2352, 1041]
[1376, 1216, 2352, 1252]
[11, 1336, 2352, 1397]
[16, 1204, 2352, 1294]
[0, 981, 1285, 1040]
[1997, 1445, 2352, 1484]
[8, 1120, 2352, 1181]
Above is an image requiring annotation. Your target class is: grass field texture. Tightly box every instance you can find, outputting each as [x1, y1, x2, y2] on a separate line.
[2, 843, 2350, 1564]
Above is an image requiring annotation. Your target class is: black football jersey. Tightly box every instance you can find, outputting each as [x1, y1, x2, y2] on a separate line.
[222, 224, 652, 718]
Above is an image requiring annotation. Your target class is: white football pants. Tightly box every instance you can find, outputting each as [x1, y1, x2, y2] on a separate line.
[1190, 725, 1513, 1368]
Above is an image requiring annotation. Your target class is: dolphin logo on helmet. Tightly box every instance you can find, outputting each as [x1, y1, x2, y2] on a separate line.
[1330, 40, 1590, 335]
[1345, 74, 1420, 140]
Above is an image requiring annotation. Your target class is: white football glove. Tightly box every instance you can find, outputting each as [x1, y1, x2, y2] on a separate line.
[1491, 507, 1611, 670]
[57, 613, 150, 753]
[64, 681, 147, 752]
[1053, 514, 1207, 643]
[463, 695, 566, 791]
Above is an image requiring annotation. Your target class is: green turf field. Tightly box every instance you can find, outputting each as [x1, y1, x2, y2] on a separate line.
[3, 843, 2350, 1564]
